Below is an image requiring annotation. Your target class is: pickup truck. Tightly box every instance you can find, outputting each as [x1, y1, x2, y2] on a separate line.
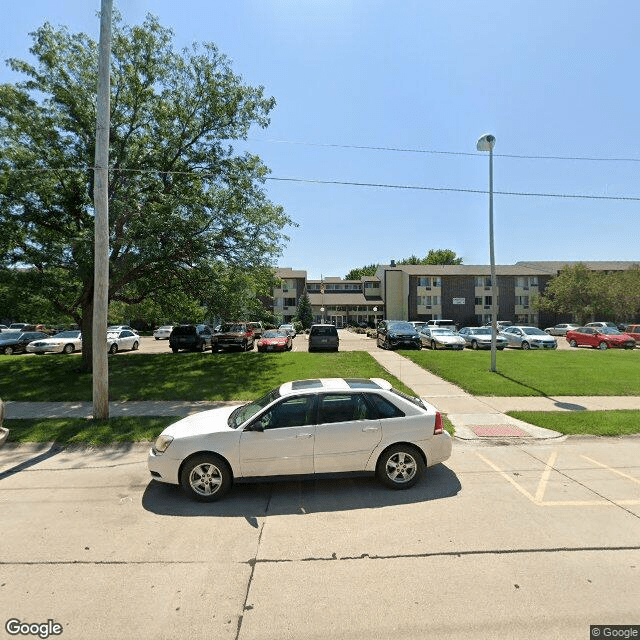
[216, 322, 255, 351]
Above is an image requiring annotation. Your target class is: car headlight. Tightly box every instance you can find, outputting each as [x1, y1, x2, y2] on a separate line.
[389, 333, 397, 339]
[153, 434, 173, 454]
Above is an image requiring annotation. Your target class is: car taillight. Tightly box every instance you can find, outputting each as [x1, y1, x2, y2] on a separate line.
[434, 412, 444, 435]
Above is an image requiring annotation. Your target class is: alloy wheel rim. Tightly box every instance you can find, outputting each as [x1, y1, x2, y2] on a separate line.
[385, 452, 417, 484]
[190, 463, 223, 495]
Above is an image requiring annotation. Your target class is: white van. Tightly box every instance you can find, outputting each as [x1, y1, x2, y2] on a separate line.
[426, 319, 457, 330]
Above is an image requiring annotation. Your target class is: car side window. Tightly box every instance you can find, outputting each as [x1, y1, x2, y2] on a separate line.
[366, 394, 405, 419]
[318, 394, 374, 424]
[256, 396, 316, 430]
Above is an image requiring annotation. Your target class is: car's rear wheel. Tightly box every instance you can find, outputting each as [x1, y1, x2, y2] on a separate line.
[63, 344, 75, 354]
[471, 340, 479, 350]
[431, 340, 437, 350]
[521, 341, 530, 350]
[181, 454, 232, 502]
[569, 339, 578, 348]
[376, 445, 423, 490]
[4, 346, 14, 355]
[109, 343, 118, 354]
[132, 341, 139, 351]
[598, 341, 608, 350]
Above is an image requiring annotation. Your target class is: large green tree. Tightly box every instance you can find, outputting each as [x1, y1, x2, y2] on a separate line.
[398, 249, 463, 265]
[0, 14, 293, 368]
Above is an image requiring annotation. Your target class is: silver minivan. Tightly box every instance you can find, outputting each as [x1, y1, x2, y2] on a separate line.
[308, 324, 339, 352]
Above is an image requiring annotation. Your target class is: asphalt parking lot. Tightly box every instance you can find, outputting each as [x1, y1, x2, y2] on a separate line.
[1, 438, 638, 639]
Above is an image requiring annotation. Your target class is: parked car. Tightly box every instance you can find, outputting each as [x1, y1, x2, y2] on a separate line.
[626, 324, 640, 344]
[0, 331, 48, 355]
[278, 323, 296, 338]
[26, 330, 82, 355]
[308, 324, 339, 352]
[544, 323, 581, 336]
[377, 321, 421, 350]
[457, 326, 507, 350]
[153, 325, 174, 340]
[148, 377, 452, 501]
[247, 322, 264, 338]
[484, 320, 513, 331]
[169, 324, 215, 353]
[256, 330, 292, 352]
[585, 322, 618, 329]
[107, 325, 139, 335]
[426, 319, 457, 330]
[107, 329, 140, 354]
[418, 326, 466, 350]
[409, 321, 426, 332]
[566, 326, 636, 350]
[0, 325, 9, 332]
[500, 326, 558, 350]
[216, 322, 255, 352]
[8, 323, 30, 332]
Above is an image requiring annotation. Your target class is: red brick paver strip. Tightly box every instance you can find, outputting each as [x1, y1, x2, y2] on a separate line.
[472, 425, 527, 437]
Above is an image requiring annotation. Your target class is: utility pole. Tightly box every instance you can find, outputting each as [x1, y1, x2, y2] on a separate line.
[92, 0, 112, 420]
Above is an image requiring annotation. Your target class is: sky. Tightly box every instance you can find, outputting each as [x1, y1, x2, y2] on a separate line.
[1, 0, 639, 280]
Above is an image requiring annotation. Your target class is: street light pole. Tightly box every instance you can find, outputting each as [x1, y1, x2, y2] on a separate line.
[477, 134, 497, 372]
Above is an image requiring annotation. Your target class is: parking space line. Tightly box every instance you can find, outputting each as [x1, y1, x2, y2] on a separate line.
[580, 455, 640, 485]
[476, 451, 640, 507]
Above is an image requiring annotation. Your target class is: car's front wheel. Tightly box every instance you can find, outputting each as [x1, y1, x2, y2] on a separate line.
[471, 340, 479, 350]
[376, 445, 423, 490]
[521, 341, 530, 350]
[598, 341, 608, 350]
[569, 339, 578, 348]
[63, 344, 75, 354]
[4, 346, 14, 355]
[132, 341, 139, 351]
[181, 454, 232, 502]
[431, 340, 437, 350]
[109, 343, 118, 354]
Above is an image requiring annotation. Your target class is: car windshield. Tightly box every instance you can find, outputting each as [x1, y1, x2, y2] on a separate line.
[599, 327, 621, 335]
[472, 328, 491, 335]
[389, 322, 415, 332]
[222, 324, 245, 332]
[523, 328, 547, 335]
[228, 388, 281, 428]
[263, 330, 285, 338]
[54, 331, 80, 339]
[280, 325, 293, 330]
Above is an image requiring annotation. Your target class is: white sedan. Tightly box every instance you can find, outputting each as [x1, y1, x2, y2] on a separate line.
[148, 377, 452, 501]
[107, 329, 140, 354]
[418, 327, 466, 350]
[153, 325, 174, 340]
[26, 330, 82, 355]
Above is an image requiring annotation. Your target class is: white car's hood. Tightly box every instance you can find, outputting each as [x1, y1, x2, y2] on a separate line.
[162, 405, 243, 439]
[435, 335, 463, 343]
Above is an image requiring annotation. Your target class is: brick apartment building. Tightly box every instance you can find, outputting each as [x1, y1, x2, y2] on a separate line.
[272, 261, 638, 328]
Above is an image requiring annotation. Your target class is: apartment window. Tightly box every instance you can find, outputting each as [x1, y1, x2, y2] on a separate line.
[529, 277, 538, 286]
[418, 277, 430, 288]
[284, 298, 296, 307]
[516, 296, 529, 308]
[475, 276, 492, 288]
[432, 277, 441, 287]
[364, 281, 378, 289]
[484, 296, 492, 308]
[474, 297, 483, 306]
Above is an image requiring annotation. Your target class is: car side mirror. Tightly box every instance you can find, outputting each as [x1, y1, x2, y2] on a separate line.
[247, 420, 264, 432]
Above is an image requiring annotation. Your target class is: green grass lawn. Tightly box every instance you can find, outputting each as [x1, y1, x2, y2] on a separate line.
[507, 410, 640, 436]
[0, 351, 415, 401]
[4, 416, 176, 445]
[400, 349, 640, 396]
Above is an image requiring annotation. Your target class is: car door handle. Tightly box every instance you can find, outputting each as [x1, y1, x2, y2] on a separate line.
[296, 433, 313, 438]
[362, 426, 379, 432]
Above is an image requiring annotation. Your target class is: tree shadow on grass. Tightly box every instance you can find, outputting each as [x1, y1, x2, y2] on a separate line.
[142, 463, 461, 519]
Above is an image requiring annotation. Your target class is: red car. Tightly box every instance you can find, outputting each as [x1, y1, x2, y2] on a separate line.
[566, 326, 635, 350]
[626, 324, 640, 344]
[256, 330, 292, 352]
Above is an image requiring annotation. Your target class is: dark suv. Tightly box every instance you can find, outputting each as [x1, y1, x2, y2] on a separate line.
[169, 325, 215, 353]
[376, 321, 422, 350]
[308, 324, 339, 352]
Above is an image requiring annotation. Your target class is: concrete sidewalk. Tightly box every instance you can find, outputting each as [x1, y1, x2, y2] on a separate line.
[369, 350, 640, 441]
[3, 348, 639, 442]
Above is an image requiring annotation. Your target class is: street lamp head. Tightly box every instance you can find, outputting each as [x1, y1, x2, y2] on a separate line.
[476, 133, 496, 152]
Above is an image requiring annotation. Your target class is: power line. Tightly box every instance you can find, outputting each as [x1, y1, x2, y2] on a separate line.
[265, 176, 640, 202]
[247, 137, 640, 163]
[4, 165, 640, 201]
